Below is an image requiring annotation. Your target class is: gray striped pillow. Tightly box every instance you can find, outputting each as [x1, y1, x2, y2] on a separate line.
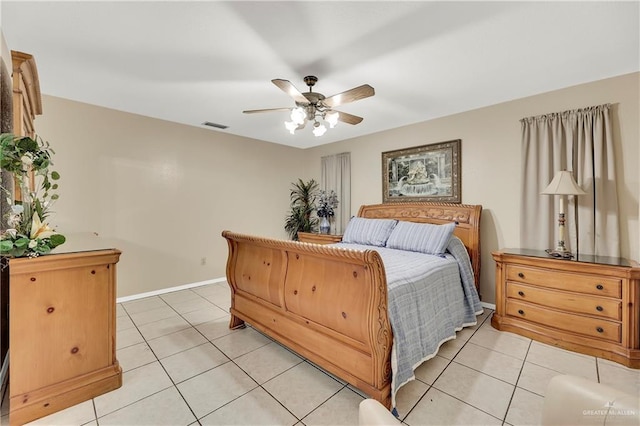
[386, 221, 456, 255]
[342, 217, 398, 247]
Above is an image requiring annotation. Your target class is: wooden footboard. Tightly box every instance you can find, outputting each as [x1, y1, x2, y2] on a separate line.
[222, 231, 393, 407]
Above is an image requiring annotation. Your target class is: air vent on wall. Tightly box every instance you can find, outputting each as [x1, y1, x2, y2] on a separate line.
[202, 121, 228, 129]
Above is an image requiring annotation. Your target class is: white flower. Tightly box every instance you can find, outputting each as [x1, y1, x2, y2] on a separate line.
[20, 154, 33, 166]
[2, 229, 17, 239]
[30, 212, 56, 240]
[11, 204, 24, 214]
[28, 239, 37, 249]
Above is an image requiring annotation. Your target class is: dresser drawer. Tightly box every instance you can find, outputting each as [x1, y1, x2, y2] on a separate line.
[506, 265, 621, 298]
[506, 299, 621, 343]
[506, 283, 622, 321]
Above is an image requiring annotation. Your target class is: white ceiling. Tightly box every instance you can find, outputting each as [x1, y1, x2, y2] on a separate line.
[2, 1, 638, 149]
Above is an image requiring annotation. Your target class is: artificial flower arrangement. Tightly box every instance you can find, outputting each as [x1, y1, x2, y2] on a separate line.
[0, 133, 65, 257]
[317, 190, 339, 218]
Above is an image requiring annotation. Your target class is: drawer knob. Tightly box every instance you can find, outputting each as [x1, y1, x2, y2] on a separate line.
[518, 291, 525, 297]
[596, 327, 604, 333]
[518, 272, 525, 278]
[518, 309, 525, 315]
[596, 284, 604, 290]
[596, 305, 604, 312]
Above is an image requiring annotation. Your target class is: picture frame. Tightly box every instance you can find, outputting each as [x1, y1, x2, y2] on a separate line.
[382, 139, 461, 203]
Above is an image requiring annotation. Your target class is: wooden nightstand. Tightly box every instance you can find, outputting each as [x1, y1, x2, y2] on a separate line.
[492, 249, 640, 368]
[297, 232, 343, 245]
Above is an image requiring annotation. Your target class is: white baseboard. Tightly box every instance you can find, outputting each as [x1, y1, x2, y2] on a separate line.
[116, 277, 227, 304]
[481, 301, 496, 311]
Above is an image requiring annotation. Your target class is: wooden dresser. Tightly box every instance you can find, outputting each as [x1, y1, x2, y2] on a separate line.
[7, 243, 122, 425]
[492, 249, 640, 368]
[297, 232, 343, 245]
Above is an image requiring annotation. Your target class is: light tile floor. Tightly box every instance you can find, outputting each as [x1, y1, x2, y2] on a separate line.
[2, 282, 639, 425]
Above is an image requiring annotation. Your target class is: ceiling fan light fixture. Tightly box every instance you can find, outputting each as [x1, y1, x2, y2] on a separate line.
[325, 110, 339, 128]
[244, 75, 374, 137]
[284, 120, 298, 134]
[290, 107, 306, 125]
[313, 121, 327, 137]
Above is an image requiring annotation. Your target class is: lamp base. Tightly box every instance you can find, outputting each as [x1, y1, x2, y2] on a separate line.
[545, 248, 574, 259]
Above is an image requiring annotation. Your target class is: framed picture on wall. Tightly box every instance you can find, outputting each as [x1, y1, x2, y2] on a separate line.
[382, 139, 461, 203]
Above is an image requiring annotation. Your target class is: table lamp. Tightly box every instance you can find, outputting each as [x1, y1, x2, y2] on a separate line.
[541, 170, 586, 258]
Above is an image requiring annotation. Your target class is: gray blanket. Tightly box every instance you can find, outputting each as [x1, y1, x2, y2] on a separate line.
[334, 237, 482, 408]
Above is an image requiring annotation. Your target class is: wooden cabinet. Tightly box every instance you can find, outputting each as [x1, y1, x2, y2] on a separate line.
[492, 249, 640, 368]
[11, 50, 42, 139]
[7, 249, 122, 425]
[297, 232, 343, 245]
[10, 50, 42, 197]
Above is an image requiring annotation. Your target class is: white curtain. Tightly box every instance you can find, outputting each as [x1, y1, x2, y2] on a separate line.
[520, 104, 619, 257]
[321, 152, 351, 234]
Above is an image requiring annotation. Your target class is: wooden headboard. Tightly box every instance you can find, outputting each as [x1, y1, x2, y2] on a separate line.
[357, 202, 482, 290]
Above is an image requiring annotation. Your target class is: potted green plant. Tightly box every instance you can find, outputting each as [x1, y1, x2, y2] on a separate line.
[284, 178, 319, 240]
[0, 133, 65, 257]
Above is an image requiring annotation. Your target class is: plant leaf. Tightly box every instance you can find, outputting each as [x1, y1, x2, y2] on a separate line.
[0, 240, 14, 252]
[14, 237, 29, 248]
[49, 234, 66, 247]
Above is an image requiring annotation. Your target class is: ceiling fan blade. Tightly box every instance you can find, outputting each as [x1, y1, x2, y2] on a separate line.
[323, 84, 375, 108]
[243, 107, 292, 114]
[335, 110, 363, 125]
[272, 79, 309, 104]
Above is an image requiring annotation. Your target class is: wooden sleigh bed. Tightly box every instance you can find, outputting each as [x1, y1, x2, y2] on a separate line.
[222, 202, 482, 408]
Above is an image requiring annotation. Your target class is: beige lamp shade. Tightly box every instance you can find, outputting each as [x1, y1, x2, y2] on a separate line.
[541, 170, 587, 195]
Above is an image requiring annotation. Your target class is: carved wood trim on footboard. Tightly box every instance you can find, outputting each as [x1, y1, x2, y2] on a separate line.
[222, 231, 393, 407]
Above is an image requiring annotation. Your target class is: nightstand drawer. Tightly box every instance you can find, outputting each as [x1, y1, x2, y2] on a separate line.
[506, 265, 621, 298]
[506, 299, 621, 343]
[506, 283, 622, 321]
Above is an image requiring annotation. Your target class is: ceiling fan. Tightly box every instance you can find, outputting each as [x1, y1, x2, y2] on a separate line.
[243, 76, 375, 136]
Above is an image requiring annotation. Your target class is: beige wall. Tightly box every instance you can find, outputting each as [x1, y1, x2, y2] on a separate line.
[36, 96, 308, 297]
[304, 72, 640, 304]
[35, 73, 639, 303]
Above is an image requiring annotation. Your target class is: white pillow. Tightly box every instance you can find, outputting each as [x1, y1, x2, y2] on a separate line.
[385, 221, 456, 255]
[342, 217, 398, 247]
